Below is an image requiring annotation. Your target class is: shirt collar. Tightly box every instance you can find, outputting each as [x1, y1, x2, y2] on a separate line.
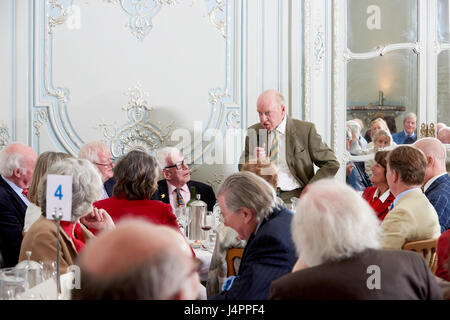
[167, 181, 188, 194]
[404, 130, 416, 138]
[372, 188, 391, 203]
[273, 115, 287, 135]
[424, 172, 448, 192]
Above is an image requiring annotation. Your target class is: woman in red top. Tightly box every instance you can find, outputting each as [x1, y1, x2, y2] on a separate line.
[93, 150, 180, 233]
[362, 151, 395, 221]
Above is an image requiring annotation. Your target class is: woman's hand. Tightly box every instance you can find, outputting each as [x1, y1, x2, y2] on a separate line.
[81, 207, 115, 231]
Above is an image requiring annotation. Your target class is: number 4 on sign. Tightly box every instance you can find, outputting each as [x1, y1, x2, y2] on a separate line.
[46, 174, 73, 222]
[54, 184, 63, 200]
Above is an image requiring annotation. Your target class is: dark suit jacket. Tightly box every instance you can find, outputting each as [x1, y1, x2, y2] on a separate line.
[211, 206, 297, 300]
[104, 177, 115, 197]
[152, 180, 216, 212]
[270, 248, 443, 300]
[0, 176, 27, 267]
[425, 173, 450, 233]
[239, 117, 339, 187]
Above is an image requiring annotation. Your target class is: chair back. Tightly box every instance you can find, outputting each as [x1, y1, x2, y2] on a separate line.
[402, 238, 439, 273]
[226, 248, 244, 277]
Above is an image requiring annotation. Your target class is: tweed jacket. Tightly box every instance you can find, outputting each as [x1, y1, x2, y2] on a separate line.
[239, 117, 339, 187]
[19, 215, 95, 274]
[380, 189, 441, 251]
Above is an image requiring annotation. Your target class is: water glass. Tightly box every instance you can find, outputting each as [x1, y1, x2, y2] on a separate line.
[0, 268, 28, 300]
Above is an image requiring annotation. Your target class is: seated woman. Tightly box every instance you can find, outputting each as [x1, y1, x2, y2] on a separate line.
[19, 158, 114, 273]
[362, 129, 395, 180]
[362, 151, 395, 221]
[93, 150, 180, 232]
[24, 151, 72, 233]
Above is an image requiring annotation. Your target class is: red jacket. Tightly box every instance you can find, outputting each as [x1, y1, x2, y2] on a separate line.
[362, 187, 395, 221]
[436, 229, 450, 282]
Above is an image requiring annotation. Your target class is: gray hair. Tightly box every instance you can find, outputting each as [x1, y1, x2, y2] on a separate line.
[73, 249, 193, 300]
[0, 145, 26, 176]
[38, 158, 103, 222]
[156, 147, 182, 170]
[78, 141, 109, 163]
[346, 120, 361, 138]
[292, 179, 381, 267]
[217, 171, 277, 222]
[404, 112, 417, 122]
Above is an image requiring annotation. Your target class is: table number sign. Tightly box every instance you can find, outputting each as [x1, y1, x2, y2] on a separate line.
[46, 174, 73, 222]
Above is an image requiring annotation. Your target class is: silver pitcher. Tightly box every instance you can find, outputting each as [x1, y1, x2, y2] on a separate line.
[187, 194, 207, 241]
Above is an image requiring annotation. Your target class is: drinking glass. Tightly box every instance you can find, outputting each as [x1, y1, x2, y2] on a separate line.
[200, 211, 215, 251]
[0, 268, 28, 300]
[175, 207, 191, 238]
[39, 261, 57, 282]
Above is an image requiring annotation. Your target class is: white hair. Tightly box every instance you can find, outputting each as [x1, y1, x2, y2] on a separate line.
[292, 179, 381, 267]
[156, 147, 182, 170]
[346, 120, 361, 138]
[78, 141, 109, 163]
[404, 112, 417, 122]
[38, 158, 103, 222]
[0, 148, 26, 176]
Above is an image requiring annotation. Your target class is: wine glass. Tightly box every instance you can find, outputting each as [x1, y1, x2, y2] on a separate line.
[200, 211, 215, 251]
[175, 207, 191, 239]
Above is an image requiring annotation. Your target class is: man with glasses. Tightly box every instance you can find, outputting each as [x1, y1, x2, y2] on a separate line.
[154, 147, 216, 212]
[79, 141, 115, 200]
[73, 220, 203, 300]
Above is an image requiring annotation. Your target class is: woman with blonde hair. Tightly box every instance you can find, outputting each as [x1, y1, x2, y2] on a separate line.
[23, 151, 72, 232]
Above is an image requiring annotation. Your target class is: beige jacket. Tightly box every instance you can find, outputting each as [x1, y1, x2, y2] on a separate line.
[19, 215, 95, 273]
[380, 189, 441, 250]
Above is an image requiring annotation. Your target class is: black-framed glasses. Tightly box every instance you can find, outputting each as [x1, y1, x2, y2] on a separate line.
[164, 160, 188, 170]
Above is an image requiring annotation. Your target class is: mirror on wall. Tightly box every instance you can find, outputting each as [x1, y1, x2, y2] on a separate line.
[437, 0, 450, 127]
[346, 0, 419, 146]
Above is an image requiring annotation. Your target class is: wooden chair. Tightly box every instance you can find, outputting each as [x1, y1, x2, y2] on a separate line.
[226, 248, 244, 277]
[402, 238, 439, 273]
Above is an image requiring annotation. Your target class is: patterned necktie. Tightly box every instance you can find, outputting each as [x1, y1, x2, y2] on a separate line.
[175, 188, 184, 207]
[270, 130, 279, 166]
[22, 188, 29, 197]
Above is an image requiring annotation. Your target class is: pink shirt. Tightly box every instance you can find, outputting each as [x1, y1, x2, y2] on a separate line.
[167, 182, 191, 211]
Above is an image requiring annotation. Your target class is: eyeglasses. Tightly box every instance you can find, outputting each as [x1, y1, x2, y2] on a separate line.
[164, 160, 188, 170]
[94, 160, 114, 168]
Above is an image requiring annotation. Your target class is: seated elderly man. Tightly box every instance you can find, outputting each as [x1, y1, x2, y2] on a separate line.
[153, 147, 216, 211]
[437, 127, 450, 173]
[79, 141, 115, 200]
[0, 143, 38, 267]
[72, 220, 201, 300]
[270, 179, 443, 300]
[210, 171, 297, 300]
[380, 146, 441, 250]
[392, 112, 417, 145]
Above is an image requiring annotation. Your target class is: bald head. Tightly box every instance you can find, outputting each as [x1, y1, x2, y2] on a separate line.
[413, 138, 446, 183]
[0, 143, 38, 188]
[438, 127, 450, 144]
[81, 220, 191, 277]
[75, 220, 200, 300]
[257, 89, 286, 131]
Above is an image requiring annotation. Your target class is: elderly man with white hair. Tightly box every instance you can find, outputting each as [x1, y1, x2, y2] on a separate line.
[153, 147, 216, 212]
[0, 143, 38, 267]
[270, 179, 443, 300]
